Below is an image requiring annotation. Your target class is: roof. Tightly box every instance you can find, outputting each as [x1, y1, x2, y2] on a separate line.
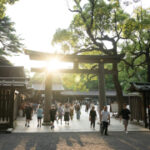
[60, 90, 128, 97]
[0, 66, 28, 87]
[32, 83, 64, 91]
[0, 56, 12, 66]
[129, 82, 150, 92]
[0, 66, 25, 78]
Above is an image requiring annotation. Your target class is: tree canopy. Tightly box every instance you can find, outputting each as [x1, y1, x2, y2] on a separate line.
[0, 16, 22, 56]
[52, 0, 150, 94]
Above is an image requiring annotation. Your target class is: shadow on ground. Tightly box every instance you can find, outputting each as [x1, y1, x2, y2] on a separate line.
[0, 132, 150, 150]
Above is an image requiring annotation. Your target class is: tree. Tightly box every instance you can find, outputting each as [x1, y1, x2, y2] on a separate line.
[0, 0, 18, 19]
[121, 7, 150, 86]
[52, 0, 130, 112]
[0, 16, 22, 60]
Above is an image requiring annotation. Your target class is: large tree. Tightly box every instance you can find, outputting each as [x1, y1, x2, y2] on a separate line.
[52, 0, 130, 112]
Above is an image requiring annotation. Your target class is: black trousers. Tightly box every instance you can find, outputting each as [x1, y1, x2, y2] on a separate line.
[101, 121, 108, 135]
[91, 119, 96, 128]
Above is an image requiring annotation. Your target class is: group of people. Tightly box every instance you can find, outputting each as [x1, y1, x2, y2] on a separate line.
[96, 104, 131, 135]
[88, 103, 132, 135]
[49, 102, 82, 129]
[24, 102, 82, 129]
[24, 101, 150, 134]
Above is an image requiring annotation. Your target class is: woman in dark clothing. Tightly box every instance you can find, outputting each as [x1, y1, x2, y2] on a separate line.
[25, 103, 33, 127]
[49, 105, 56, 129]
[89, 106, 97, 129]
[64, 103, 70, 125]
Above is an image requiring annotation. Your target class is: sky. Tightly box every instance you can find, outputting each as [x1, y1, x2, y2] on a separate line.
[5, 0, 150, 73]
[6, 0, 74, 72]
[6, 0, 73, 52]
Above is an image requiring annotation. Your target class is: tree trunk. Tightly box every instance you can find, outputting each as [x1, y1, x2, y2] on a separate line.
[112, 62, 124, 114]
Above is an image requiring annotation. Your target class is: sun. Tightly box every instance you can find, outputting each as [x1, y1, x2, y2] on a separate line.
[46, 58, 61, 72]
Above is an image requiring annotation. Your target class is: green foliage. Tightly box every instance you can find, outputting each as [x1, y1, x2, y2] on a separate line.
[52, 0, 150, 92]
[120, 7, 150, 85]
[0, 0, 18, 19]
[0, 16, 22, 56]
[62, 74, 88, 91]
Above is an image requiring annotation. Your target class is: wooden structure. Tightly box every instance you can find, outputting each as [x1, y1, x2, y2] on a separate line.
[0, 66, 28, 130]
[25, 49, 124, 125]
[129, 82, 150, 127]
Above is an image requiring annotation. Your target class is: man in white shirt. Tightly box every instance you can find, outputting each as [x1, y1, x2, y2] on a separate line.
[100, 106, 110, 135]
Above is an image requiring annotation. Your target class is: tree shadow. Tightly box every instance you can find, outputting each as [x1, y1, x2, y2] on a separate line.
[0, 132, 84, 150]
[103, 131, 150, 150]
[1, 132, 149, 150]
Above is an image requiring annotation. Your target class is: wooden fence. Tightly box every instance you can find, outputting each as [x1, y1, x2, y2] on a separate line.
[0, 88, 15, 130]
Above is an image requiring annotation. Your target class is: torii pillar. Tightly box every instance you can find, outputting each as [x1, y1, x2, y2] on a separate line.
[43, 72, 52, 125]
[98, 62, 106, 116]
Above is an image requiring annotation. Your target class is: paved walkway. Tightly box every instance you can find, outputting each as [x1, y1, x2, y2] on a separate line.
[1, 105, 150, 150]
[13, 105, 149, 133]
[0, 132, 150, 150]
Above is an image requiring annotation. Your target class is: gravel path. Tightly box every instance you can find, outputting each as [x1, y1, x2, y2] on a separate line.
[0, 132, 150, 150]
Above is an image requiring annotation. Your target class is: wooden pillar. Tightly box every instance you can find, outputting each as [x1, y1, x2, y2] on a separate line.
[10, 88, 15, 128]
[98, 63, 106, 115]
[43, 72, 52, 125]
[143, 92, 148, 128]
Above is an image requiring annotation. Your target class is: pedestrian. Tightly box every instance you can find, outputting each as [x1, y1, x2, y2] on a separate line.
[89, 106, 97, 129]
[25, 102, 33, 127]
[49, 105, 57, 129]
[37, 105, 43, 127]
[75, 103, 81, 120]
[119, 104, 131, 134]
[64, 103, 70, 125]
[100, 106, 110, 135]
[148, 104, 150, 130]
[70, 103, 74, 120]
[85, 102, 90, 112]
[57, 103, 64, 124]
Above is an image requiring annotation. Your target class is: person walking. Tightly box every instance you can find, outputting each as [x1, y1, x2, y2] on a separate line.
[25, 102, 33, 127]
[64, 103, 70, 125]
[75, 103, 81, 120]
[70, 103, 74, 120]
[37, 105, 43, 127]
[85, 102, 90, 112]
[57, 103, 64, 124]
[49, 105, 57, 129]
[119, 104, 131, 134]
[100, 106, 110, 135]
[89, 106, 97, 129]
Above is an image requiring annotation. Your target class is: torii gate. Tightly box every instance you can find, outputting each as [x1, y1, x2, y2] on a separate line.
[25, 49, 124, 125]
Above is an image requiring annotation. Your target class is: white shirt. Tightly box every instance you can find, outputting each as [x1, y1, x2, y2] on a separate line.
[101, 110, 110, 122]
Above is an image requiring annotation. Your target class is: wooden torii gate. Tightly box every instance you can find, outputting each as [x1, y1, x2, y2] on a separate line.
[25, 49, 123, 125]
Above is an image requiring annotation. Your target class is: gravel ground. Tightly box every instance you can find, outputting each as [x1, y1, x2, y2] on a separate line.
[0, 132, 150, 150]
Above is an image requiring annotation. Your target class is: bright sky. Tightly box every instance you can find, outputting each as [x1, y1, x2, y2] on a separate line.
[6, 0, 74, 73]
[5, 0, 150, 74]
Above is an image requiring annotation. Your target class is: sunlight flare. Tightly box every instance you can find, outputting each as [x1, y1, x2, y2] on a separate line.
[46, 58, 61, 72]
